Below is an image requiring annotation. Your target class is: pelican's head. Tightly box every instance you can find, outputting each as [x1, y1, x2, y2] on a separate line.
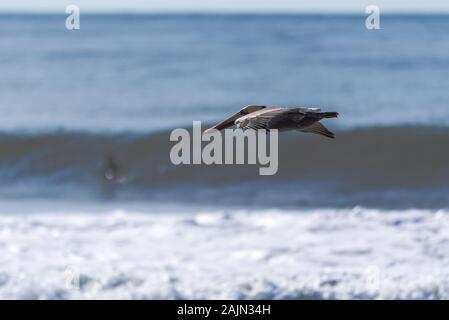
[204, 105, 267, 134]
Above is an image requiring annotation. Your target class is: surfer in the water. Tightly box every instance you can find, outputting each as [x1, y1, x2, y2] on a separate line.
[100, 155, 126, 184]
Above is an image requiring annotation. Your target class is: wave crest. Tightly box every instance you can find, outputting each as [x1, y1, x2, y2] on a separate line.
[0, 126, 448, 208]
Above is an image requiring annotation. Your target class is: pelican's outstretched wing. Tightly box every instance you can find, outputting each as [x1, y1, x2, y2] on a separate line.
[236, 108, 285, 130]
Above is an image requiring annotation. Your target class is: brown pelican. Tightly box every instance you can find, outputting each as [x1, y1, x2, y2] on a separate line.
[204, 105, 339, 138]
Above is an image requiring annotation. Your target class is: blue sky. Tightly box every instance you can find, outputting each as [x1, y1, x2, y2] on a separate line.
[1, 0, 448, 13]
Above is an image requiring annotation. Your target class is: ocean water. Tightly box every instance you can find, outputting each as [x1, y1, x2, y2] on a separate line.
[0, 14, 449, 299]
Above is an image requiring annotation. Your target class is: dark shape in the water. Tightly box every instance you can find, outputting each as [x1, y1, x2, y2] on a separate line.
[101, 155, 125, 183]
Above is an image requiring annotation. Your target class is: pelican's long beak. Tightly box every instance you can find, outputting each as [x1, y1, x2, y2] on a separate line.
[204, 111, 243, 135]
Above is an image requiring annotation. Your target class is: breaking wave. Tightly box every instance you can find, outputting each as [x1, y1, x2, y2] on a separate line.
[1, 207, 449, 299]
[0, 126, 448, 208]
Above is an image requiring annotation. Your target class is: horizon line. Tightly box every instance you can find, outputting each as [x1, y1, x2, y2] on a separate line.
[1, 9, 449, 15]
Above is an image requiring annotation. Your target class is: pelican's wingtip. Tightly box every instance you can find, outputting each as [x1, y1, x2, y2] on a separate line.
[203, 128, 218, 135]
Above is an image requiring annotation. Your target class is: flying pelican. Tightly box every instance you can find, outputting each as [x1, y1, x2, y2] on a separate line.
[204, 105, 339, 139]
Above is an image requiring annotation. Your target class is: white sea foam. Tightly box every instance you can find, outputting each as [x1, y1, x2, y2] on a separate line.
[0, 207, 449, 299]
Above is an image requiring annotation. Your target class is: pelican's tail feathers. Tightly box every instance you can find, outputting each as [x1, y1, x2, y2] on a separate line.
[300, 122, 336, 139]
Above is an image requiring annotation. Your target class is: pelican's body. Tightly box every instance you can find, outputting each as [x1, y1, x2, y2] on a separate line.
[205, 105, 339, 139]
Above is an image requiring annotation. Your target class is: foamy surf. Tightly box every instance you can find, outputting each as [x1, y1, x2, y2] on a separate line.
[0, 207, 448, 299]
